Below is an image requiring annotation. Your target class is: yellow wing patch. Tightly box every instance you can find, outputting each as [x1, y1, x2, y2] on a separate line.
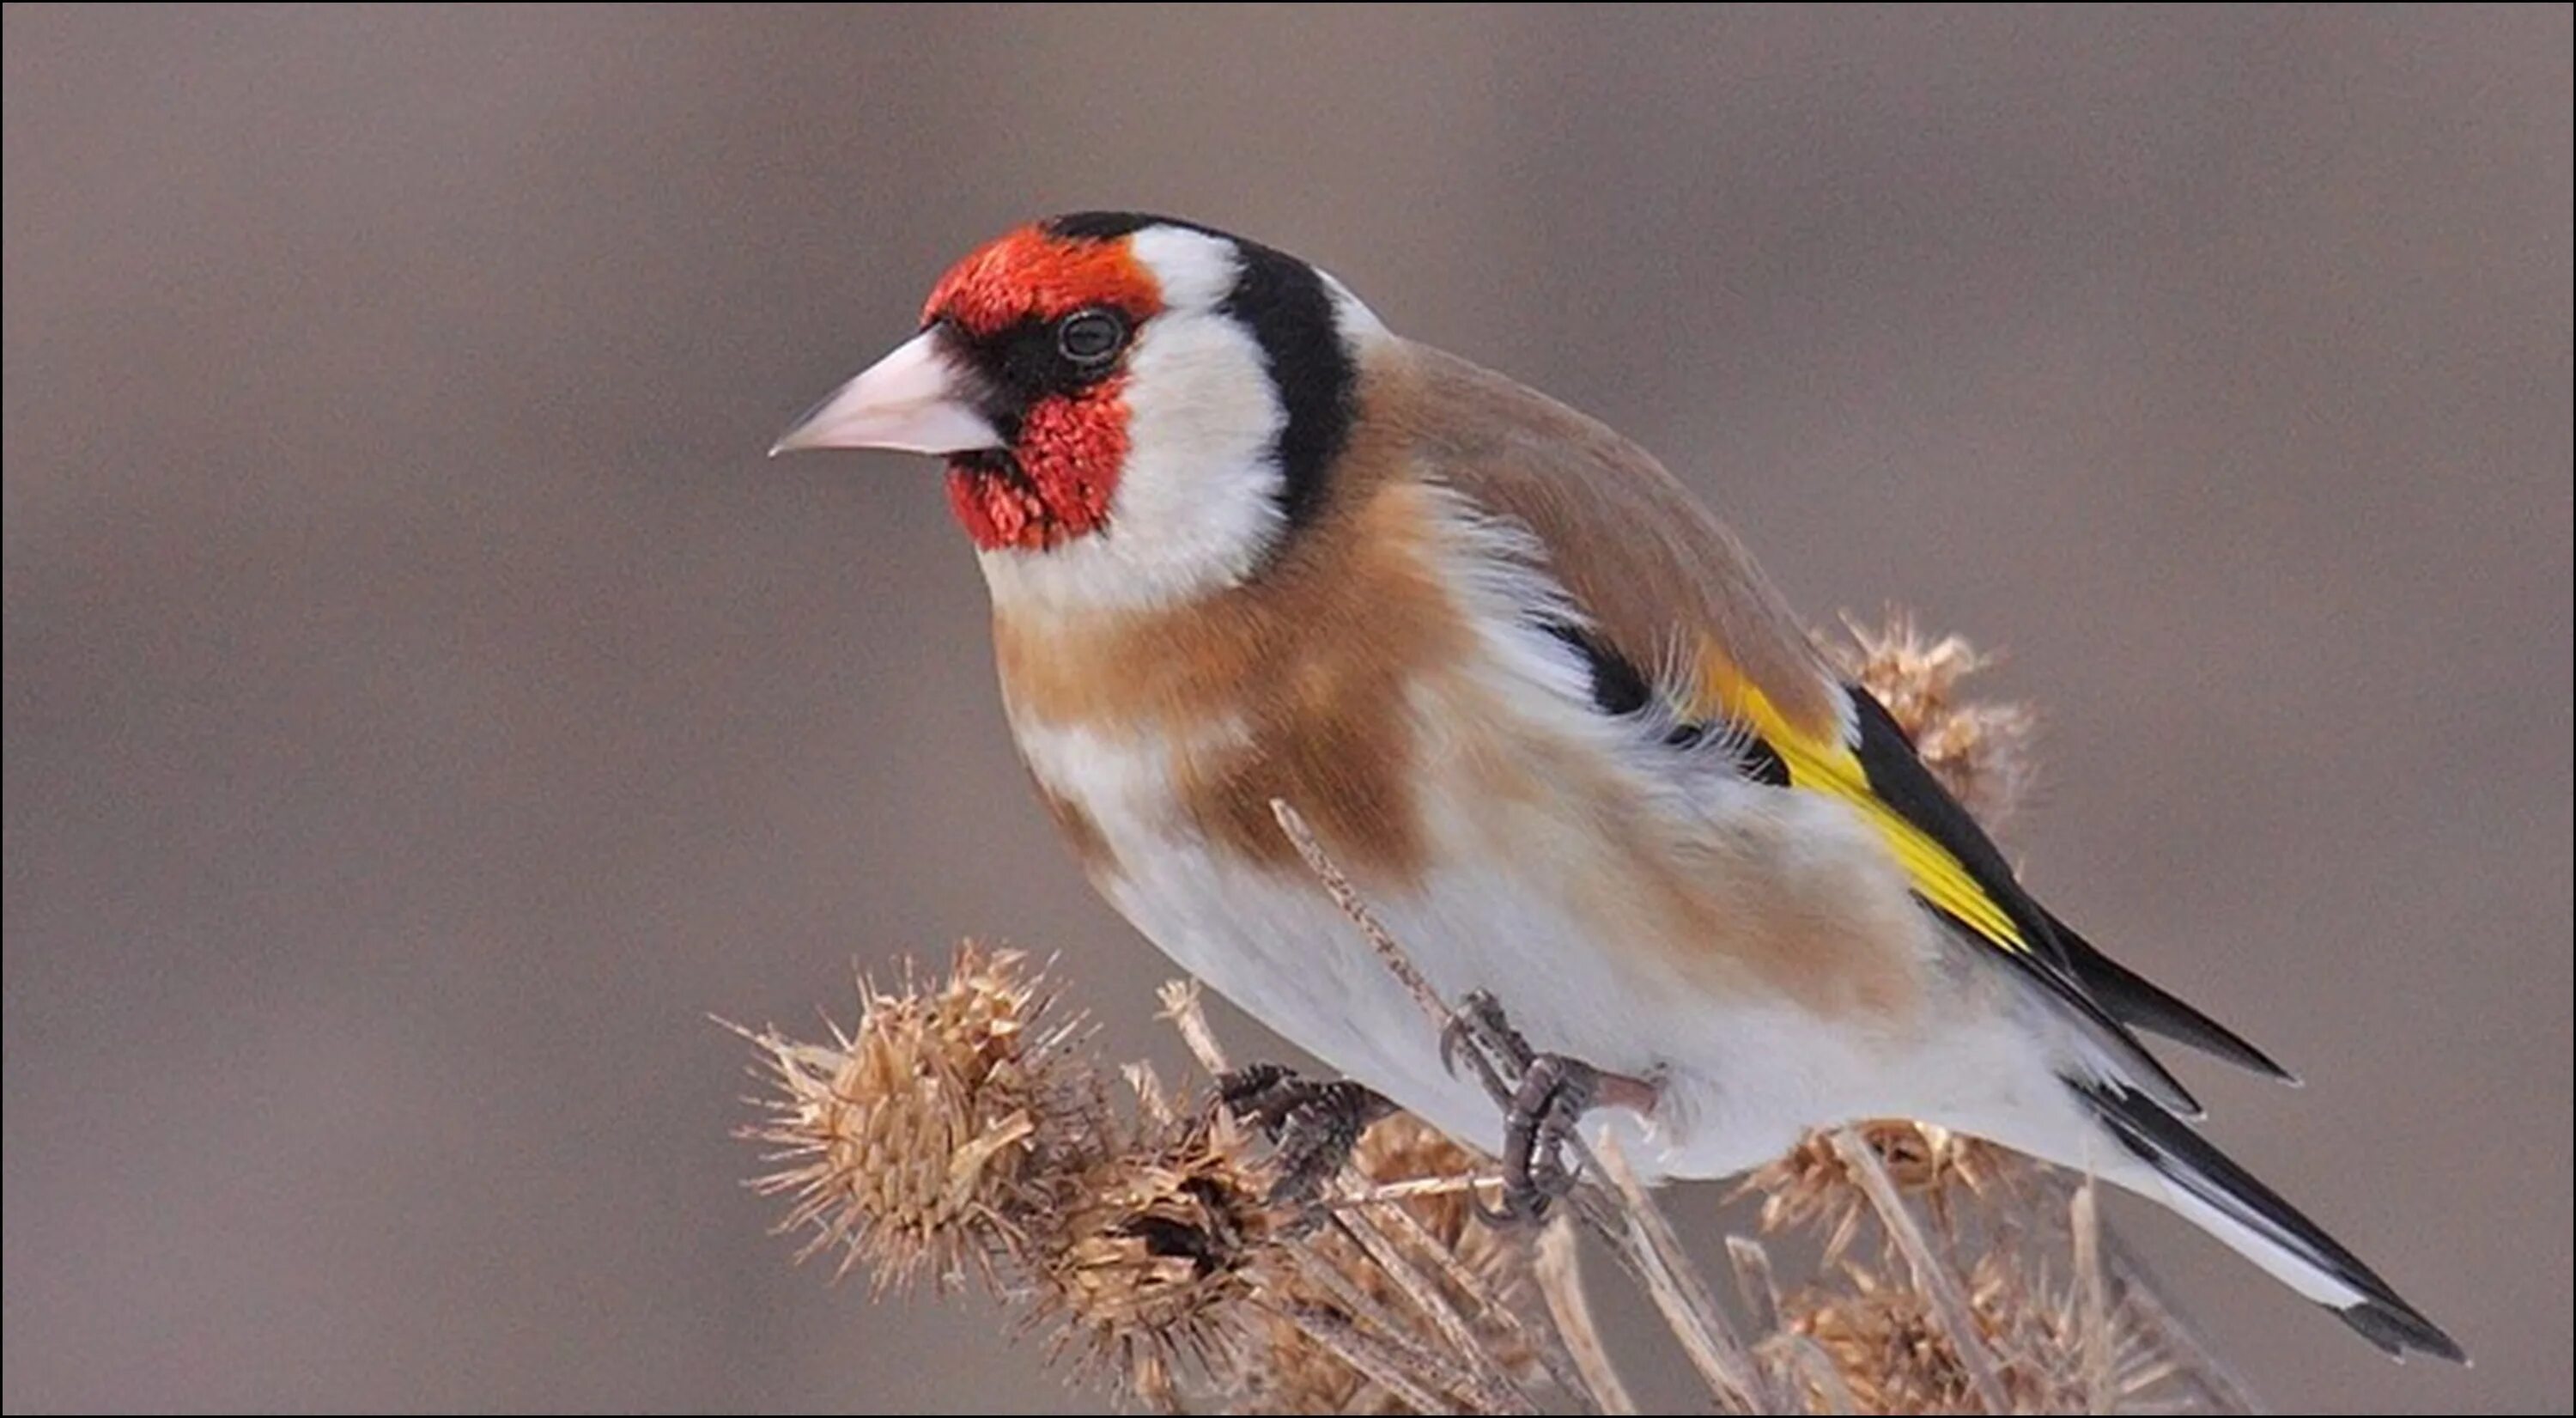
[1690, 642, 2031, 957]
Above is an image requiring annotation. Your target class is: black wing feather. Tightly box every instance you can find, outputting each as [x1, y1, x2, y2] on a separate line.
[2043, 905, 2298, 1083]
[1845, 690, 2204, 1116]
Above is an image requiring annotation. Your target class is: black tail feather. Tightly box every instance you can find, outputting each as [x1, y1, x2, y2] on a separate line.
[2072, 1077, 2465, 1363]
[2338, 1295, 2471, 1364]
[2044, 907, 2300, 1084]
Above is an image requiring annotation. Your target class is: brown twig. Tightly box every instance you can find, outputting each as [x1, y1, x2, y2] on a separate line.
[1327, 1174, 1508, 1208]
[1282, 1231, 1531, 1414]
[1267, 800, 1455, 1033]
[1258, 1299, 1454, 1415]
[2072, 1176, 2113, 1415]
[1327, 1209, 1540, 1412]
[1157, 977, 1230, 1075]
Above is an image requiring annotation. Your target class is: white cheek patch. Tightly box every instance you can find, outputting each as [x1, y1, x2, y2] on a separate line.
[1115, 309, 1288, 560]
[979, 292, 1291, 613]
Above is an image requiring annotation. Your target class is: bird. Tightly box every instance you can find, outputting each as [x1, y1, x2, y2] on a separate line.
[771, 211, 2463, 1363]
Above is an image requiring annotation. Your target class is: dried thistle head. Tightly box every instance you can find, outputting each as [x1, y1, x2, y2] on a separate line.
[1792, 1261, 1996, 1415]
[1741, 1121, 2020, 1264]
[734, 942, 1089, 1291]
[1036, 1103, 1285, 1396]
[1831, 612, 2037, 827]
[1785, 1248, 2169, 1415]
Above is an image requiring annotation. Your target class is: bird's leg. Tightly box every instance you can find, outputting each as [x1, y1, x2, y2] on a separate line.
[1442, 989, 1655, 1225]
[1214, 1064, 1397, 1205]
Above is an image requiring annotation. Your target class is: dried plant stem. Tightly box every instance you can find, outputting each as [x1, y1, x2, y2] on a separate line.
[1328, 1174, 1507, 1208]
[1537, 1216, 1641, 1415]
[2072, 1177, 2113, 1415]
[1830, 1127, 2013, 1414]
[1723, 1237, 1867, 1415]
[1267, 800, 1455, 1030]
[1778, 1332, 1862, 1415]
[1329, 1213, 1479, 1368]
[1261, 1299, 1455, 1415]
[1590, 1132, 1777, 1412]
[2101, 1228, 2267, 1415]
[1157, 978, 1231, 1075]
[1726, 1235, 1786, 1337]
[1286, 1232, 1535, 1414]
[1360, 1189, 1601, 1413]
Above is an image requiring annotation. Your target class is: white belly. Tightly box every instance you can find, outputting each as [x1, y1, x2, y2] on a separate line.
[1012, 716, 2071, 1182]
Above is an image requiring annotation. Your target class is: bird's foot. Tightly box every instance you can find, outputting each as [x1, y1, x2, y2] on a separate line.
[1479, 1052, 1601, 1224]
[1442, 989, 1653, 1226]
[1214, 1063, 1396, 1206]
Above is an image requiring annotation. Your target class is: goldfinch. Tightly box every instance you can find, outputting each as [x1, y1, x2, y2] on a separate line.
[773, 212, 2462, 1362]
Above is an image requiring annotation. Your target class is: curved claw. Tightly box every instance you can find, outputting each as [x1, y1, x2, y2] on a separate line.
[1475, 1164, 1578, 1227]
[1215, 1062, 1297, 1127]
[1443, 989, 1538, 1081]
[1439, 1011, 1476, 1080]
[1472, 1176, 1543, 1226]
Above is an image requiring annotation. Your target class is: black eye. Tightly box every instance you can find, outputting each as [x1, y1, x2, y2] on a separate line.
[1055, 308, 1127, 365]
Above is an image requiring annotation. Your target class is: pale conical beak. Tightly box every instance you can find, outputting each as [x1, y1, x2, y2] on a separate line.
[769, 328, 1002, 457]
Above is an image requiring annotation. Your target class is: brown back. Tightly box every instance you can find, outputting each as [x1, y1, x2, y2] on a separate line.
[1369, 340, 1841, 739]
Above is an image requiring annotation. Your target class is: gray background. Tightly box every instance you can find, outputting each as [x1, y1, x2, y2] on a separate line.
[5, 5, 2568, 1413]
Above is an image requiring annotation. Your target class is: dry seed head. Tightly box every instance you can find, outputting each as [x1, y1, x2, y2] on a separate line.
[1787, 1248, 2170, 1415]
[1793, 1261, 1996, 1415]
[1742, 1121, 2017, 1265]
[736, 942, 1089, 1291]
[1036, 1105, 1284, 1394]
